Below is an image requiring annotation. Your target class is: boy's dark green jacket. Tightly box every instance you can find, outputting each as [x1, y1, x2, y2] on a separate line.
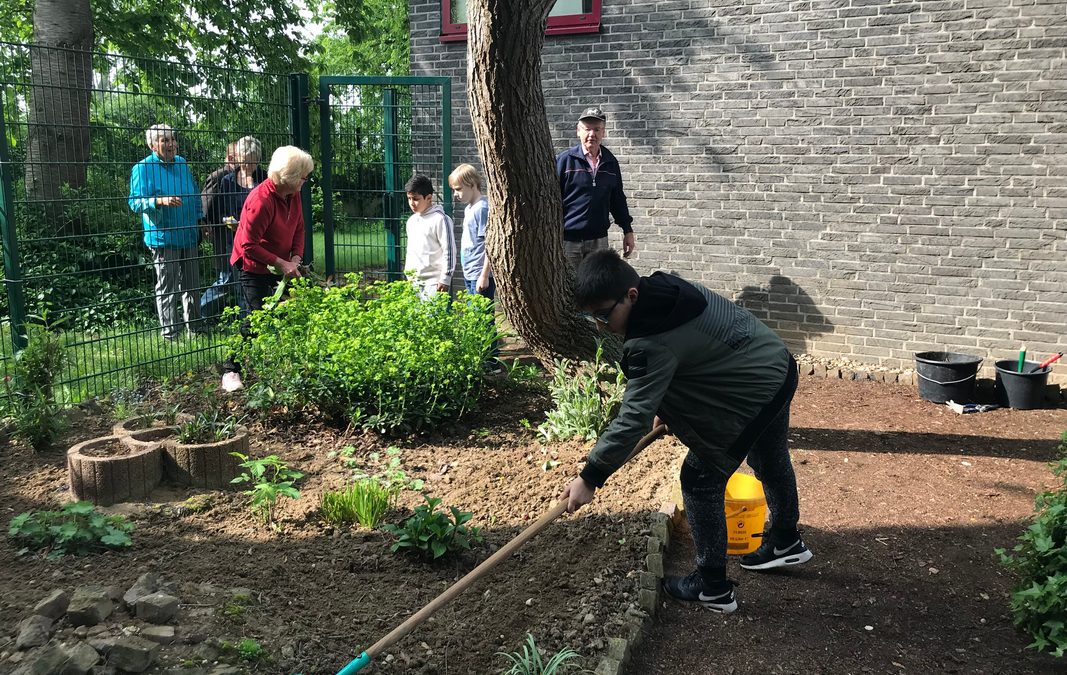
[580, 272, 791, 486]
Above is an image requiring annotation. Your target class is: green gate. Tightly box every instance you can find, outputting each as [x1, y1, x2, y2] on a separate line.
[317, 76, 452, 281]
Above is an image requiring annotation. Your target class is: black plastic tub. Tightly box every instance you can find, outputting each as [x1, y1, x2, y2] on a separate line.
[914, 351, 982, 404]
[994, 359, 1050, 410]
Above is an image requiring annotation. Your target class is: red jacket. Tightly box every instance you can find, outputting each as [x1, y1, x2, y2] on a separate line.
[230, 179, 305, 274]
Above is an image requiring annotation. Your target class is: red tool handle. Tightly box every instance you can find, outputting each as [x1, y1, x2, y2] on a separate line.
[1032, 352, 1063, 372]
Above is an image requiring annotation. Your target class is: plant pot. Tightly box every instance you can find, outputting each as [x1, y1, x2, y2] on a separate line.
[164, 427, 249, 489]
[68, 435, 163, 506]
[112, 412, 192, 437]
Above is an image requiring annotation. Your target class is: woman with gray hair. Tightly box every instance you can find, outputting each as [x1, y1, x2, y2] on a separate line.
[201, 136, 267, 320]
[221, 145, 313, 391]
[128, 123, 203, 341]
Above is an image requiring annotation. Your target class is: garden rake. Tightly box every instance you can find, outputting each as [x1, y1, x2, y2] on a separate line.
[320, 423, 668, 674]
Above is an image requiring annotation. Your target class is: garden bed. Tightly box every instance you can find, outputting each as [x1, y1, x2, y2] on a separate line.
[0, 372, 1065, 674]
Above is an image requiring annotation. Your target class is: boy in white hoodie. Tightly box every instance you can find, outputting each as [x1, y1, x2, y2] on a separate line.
[403, 174, 456, 298]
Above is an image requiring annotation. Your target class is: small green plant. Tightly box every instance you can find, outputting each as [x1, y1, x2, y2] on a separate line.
[506, 359, 545, 386]
[176, 409, 244, 444]
[8, 501, 134, 557]
[383, 495, 482, 560]
[320, 479, 396, 529]
[997, 431, 1067, 657]
[2, 314, 68, 451]
[537, 342, 625, 443]
[350, 446, 424, 492]
[219, 592, 252, 618]
[230, 453, 303, 529]
[498, 633, 581, 675]
[220, 638, 268, 663]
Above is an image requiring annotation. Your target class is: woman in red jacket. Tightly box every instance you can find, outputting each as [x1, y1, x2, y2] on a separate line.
[222, 145, 313, 392]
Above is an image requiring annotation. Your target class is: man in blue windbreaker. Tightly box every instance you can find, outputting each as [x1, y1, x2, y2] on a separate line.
[555, 106, 636, 270]
[128, 124, 203, 341]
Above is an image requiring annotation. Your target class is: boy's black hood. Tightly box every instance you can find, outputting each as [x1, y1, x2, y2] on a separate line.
[625, 272, 707, 340]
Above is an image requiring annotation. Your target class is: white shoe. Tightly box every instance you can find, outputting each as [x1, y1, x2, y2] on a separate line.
[221, 372, 243, 392]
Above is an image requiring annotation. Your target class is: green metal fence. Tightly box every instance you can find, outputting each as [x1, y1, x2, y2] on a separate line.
[0, 41, 451, 403]
[318, 76, 452, 281]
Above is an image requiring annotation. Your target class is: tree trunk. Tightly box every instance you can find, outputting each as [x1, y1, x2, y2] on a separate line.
[26, 0, 93, 230]
[466, 0, 601, 364]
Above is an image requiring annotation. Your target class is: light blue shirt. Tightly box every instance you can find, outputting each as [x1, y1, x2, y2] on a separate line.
[460, 197, 490, 282]
[128, 153, 203, 249]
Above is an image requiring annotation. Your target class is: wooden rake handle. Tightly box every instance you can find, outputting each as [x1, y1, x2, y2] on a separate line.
[361, 423, 669, 663]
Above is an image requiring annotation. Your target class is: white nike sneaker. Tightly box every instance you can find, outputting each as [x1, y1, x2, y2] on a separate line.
[739, 537, 813, 571]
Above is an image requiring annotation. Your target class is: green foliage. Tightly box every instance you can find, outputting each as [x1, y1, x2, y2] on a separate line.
[497, 634, 582, 675]
[506, 359, 546, 387]
[236, 277, 497, 433]
[997, 432, 1067, 657]
[319, 479, 396, 529]
[345, 446, 425, 492]
[230, 453, 303, 529]
[310, 0, 409, 77]
[537, 343, 625, 443]
[220, 637, 268, 662]
[3, 315, 68, 451]
[175, 409, 244, 444]
[383, 495, 482, 560]
[8, 501, 134, 557]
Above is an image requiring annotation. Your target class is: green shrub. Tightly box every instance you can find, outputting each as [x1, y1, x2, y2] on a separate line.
[537, 342, 625, 443]
[230, 453, 303, 529]
[382, 495, 482, 560]
[498, 633, 581, 675]
[997, 431, 1067, 657]
[2, 315, 68, 451]
[176, 409, 244, 444]
[234, 276, 497, 433]
[320, 479, 396, 529]
[8, 501, 134, 557]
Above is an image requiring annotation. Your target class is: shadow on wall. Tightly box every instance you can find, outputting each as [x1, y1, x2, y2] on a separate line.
[734, 275, 832, 353]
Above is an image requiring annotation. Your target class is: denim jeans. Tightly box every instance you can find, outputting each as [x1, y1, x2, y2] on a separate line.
[465, 277, 499, 360]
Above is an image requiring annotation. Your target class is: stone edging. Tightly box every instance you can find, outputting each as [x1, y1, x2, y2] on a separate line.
[593, 501, 678, 675]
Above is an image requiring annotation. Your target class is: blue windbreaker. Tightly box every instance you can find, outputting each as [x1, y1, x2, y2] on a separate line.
[128, 153, 203, 249]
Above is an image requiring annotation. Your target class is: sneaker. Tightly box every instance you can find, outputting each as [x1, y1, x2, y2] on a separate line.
[739, 536, 813, 571]
[221, 372, 243, 393]
[662, 572, 737, 613]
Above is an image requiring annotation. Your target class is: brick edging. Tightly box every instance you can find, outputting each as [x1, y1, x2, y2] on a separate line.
[593, 501, 678, 675]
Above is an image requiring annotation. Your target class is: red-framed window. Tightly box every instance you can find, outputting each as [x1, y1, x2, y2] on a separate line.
[440, 0, 601, 43]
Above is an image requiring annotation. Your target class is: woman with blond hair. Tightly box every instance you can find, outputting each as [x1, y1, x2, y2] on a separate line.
[222, 145, 313, 391]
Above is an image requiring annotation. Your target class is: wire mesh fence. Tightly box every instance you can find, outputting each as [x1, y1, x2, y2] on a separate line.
[0, 41, 296, 402]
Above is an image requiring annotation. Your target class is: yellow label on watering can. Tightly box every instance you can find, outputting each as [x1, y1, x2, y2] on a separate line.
[725, 472, 767, 555]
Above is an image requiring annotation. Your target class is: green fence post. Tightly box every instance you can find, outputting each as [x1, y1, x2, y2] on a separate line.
[0, 94, 26, 352]
[289, 73, 314, 267]
[441, 78, 452, 222]
[318, 79, 335, 279]
[384, 88, 402, 281]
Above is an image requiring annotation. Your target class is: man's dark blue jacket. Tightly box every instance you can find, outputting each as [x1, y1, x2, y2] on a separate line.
[556, 143, 634, 242]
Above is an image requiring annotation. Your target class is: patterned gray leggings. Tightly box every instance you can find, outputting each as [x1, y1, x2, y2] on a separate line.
[680, 398, 800, 583]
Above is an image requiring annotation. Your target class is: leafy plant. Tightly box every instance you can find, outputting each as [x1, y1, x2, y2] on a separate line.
[537, 342, 625, 443]
[221, 638, 268, 663]
[2, 314, 68, 451]
[176, 409, 244, 444]
[349, 446, 424, 492]
[506, 359, 544, 385]
[320, 479, 396, 529]
[230, 453, 303, 529]
[234, 276, 497, 432]
[7, 501, 134, 557]
[382, 495, 482, 560]
[497, 633, 581, 675]
[997, 431, 1067, 657]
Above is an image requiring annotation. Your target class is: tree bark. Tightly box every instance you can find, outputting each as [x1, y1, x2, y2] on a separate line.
[466, 0, 601, 364]
[26, 0, 93, 229]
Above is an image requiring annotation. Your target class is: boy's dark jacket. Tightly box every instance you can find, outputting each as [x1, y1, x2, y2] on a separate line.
[580, 273, 791, 487]
[556, 143, 633, 241]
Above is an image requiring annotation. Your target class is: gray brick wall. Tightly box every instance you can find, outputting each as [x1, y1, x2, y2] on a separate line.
[411, 0, 1067, 382]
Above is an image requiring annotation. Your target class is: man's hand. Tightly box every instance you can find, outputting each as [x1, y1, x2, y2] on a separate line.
[562, 476, 596, 513]
[436, 282, 450, 293]
[157, 196, 182, 207]
[475, 273, 491, 294]
[622, 232, 636, 258]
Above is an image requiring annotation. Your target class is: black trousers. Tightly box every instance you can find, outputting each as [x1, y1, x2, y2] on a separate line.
[222, 269, 282, 375]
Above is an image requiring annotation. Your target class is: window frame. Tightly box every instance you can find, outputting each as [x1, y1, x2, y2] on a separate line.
[440, 0, 602, 43]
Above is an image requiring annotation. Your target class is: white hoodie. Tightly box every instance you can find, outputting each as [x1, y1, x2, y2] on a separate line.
[405, 203, 456, 294]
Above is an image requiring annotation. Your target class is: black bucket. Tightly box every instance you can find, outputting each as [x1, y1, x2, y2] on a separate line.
[994, 360, 1050, 410]
[914, 352, 982, 403]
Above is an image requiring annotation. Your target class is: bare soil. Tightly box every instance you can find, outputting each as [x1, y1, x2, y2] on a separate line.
[0, 373, 1065, 674]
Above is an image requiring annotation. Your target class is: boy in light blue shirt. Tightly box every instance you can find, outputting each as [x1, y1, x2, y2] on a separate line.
[449, 164, 500, 368]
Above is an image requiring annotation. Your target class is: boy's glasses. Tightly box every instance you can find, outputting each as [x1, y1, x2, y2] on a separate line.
[584, 297, 623, 325]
